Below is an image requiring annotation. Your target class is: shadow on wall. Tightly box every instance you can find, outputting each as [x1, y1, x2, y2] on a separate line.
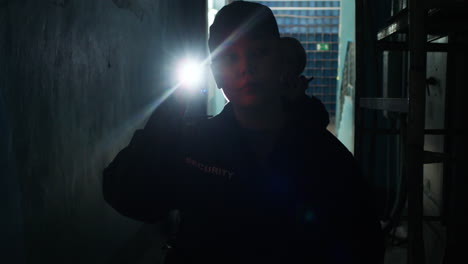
[112, 0, 159, 20]
[0, 90, 25, 263]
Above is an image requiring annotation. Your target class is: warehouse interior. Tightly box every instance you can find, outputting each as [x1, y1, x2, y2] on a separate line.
[1, 0, 467, 263]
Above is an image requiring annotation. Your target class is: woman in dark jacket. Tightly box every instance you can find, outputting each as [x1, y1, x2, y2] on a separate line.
[103, 2, 384, 264]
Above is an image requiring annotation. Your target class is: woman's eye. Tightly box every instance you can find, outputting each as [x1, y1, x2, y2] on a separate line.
[213, 53, 237, 66]
[223, 53, 237, 63]
[250, 48, 267, 58]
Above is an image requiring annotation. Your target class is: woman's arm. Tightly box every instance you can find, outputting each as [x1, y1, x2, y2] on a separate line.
[102, 93, 188, 223]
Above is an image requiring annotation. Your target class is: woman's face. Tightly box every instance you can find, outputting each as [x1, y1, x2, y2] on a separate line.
[211, 36, 284, 109]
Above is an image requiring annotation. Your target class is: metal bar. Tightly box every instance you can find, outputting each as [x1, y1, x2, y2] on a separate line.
[377, 41, 466, 52]
[354, 0, 365, 162]
[363, 128, 400, 135]
[425, 129, 448, 135]
[377, 41, 408, 51]
[362, 129, 449, 135]
[441, 33, 456, 227]
[377, 41, 455, 52]
[423, 151, 448, 164]
[376, 6, 468, 41]
[397, 114, 408, 233]
[377, 9, 409, 40]
[406, 0, 426, 262]
[426, 43, 450, 52]
[377, 22, 407, 41]
[360, 98, 409, 112]
[401, 215, 444, 222]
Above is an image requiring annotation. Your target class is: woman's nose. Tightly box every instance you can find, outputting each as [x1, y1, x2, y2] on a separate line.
[240, 55, 255, 76]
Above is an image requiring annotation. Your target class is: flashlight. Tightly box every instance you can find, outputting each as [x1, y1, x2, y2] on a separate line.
[176, 59, 204, 89]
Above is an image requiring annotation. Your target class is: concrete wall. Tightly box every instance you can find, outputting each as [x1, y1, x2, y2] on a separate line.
[0, 0, 206, 263]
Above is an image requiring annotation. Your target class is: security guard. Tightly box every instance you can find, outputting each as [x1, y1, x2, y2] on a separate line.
[103, 2, 384, 264]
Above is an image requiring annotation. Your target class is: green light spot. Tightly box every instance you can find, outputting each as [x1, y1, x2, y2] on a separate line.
[316, 43, 330, 51]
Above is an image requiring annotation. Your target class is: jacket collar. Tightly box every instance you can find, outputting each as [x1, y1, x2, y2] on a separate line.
[215, 96, 329, 133]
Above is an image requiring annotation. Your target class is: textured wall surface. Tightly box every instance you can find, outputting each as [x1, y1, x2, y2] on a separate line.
[0, 0, 206, 263]
[335, 0, 355, 152]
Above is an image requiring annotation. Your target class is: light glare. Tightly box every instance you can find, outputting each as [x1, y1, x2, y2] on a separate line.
[178, 60, 203, 87]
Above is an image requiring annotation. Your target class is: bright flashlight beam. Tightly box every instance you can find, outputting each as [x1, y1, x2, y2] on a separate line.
[99, 9, 266, 159]
[177, 60, 203, 87]
[175, 9, 266, 87]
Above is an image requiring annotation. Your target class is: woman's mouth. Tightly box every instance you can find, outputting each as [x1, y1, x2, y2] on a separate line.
[242, 82, 261, 92]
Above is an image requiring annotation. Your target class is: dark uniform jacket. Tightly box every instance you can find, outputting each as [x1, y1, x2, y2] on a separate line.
[102, 95, 384, 264]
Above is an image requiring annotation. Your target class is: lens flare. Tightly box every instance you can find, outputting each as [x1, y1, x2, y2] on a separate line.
[177, 60, 203, 87]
